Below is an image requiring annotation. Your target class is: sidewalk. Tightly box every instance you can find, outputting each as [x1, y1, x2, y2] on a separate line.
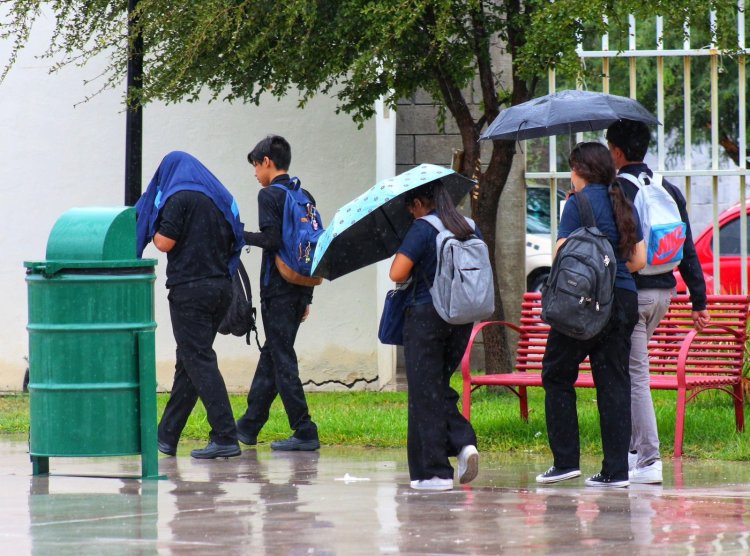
[1, 436, 749, 554]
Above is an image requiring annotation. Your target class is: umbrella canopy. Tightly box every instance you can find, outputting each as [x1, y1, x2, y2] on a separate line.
[311, 164, 475, 281]
[479, 89, 659, 142]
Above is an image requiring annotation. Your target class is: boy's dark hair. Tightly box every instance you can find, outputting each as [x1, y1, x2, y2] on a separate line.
[247, 135, 291, 170]
[606, 119, 651, 162]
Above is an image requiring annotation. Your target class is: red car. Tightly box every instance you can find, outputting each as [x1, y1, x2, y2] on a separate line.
[674, 202, 750, 294]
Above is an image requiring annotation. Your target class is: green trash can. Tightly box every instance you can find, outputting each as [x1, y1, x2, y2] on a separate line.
[25, 207, 160, 479]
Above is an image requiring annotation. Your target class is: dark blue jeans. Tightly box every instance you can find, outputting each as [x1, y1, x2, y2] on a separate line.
[403, 303, 476, 481]
[158, 278, 236, 446]
[237, 293, 318, 441]
[541, 287, 638, 480]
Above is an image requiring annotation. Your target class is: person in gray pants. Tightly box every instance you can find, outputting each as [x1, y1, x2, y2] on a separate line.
[607, 120, 710, 484]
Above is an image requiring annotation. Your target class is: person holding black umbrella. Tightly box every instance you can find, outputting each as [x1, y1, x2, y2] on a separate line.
[536, 142, 646, 487]
[389, 180, 480, 491]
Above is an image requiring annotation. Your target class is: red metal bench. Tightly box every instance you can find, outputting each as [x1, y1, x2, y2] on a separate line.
[461, 293, 749, 457]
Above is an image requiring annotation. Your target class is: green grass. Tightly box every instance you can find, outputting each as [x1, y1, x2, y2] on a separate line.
[4, 375, 749, 460]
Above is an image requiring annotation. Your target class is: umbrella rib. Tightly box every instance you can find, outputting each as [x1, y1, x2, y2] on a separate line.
[378, 206, 403, 241]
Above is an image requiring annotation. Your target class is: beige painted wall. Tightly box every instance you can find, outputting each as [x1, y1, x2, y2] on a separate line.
[0, 15, 379, 393]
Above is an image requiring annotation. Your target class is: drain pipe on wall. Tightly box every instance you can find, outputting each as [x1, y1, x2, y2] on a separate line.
[374, 97, 397, 390]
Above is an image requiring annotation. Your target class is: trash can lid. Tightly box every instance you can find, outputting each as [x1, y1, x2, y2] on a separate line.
[25, 207, 157, 275]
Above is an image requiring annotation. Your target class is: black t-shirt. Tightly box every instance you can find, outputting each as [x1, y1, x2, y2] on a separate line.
[157, 190, 235, 287]
[244, 174, 314, 301]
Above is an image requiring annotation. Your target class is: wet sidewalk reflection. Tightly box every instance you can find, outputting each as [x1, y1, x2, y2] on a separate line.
[0, 438, 748, 554]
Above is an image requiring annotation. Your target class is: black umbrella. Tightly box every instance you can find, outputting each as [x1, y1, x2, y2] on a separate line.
[480, 89, 659, 142]
[311, 164, 475, 281]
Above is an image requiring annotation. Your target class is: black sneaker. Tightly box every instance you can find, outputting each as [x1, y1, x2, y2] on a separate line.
[536, 466, 581, 484]
[157, 439, 176, 457]
[190, 441, 241, 459]
[584, 473, 629, 488]
[236, 427, 257, 446]
[270, 436, 320, 451]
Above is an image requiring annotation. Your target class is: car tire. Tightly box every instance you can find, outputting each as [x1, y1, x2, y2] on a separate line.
[527, 270, 549, 293]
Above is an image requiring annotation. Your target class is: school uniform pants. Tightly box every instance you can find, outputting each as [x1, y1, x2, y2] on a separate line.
[158, 278, 237, 446]
[629, 288, 672, 467]
[541, 287, 638, 481]
[403, 303, 477, 481]
[237, 292, 318, 441]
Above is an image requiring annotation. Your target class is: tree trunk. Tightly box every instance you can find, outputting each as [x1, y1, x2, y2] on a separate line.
[465, 139, 518, 373]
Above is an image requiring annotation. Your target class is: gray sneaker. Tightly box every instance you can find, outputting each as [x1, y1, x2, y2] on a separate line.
[271, 436, 320, 451]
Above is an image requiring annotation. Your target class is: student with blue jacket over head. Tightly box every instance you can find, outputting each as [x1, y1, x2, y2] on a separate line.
[235, 135, 320, 451]
[135, 151, 244, 459]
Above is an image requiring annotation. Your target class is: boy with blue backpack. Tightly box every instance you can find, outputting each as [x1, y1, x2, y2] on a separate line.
[235, 135, 321, 451]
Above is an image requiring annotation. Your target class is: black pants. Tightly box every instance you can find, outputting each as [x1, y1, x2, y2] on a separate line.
[403, 303, 476, 481]
[541, 287, 638, 480]
[236, 293, 318, 441]
[158, 279, 236, 446]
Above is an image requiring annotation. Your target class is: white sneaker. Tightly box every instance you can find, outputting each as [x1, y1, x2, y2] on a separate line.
[410, 477, 454, 491]
[457, 445, 479, 484]
[629, 460, 663, 484]
[628, 451, 638, 471]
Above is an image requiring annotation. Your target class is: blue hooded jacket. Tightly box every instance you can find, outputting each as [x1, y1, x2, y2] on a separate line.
[135, 151, 245, 274]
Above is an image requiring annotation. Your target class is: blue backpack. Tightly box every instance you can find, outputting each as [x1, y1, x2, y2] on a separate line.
[271, 178, 324, 286]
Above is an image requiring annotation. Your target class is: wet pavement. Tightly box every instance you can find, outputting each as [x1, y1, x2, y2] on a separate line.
[1, 437, 749, 555]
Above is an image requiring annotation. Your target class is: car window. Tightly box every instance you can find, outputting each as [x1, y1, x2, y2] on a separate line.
[719, 216, 750, 255]
[527, 187, 566, 234]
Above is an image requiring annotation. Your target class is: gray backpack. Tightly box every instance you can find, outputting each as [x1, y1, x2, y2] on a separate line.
[420, 214, 495, 325]
[541, 192, 616, 340]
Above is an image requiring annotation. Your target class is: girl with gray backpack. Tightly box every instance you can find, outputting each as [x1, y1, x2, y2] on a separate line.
[389, 181, 485, 491]
[536, 142, 646, 488]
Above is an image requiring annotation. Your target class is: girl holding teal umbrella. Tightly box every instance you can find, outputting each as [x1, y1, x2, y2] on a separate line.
[389, 181, 481, 491]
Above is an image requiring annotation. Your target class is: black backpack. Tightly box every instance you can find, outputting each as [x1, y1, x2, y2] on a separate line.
[541, 192, 617, 340]
[218, 259, 261, 349]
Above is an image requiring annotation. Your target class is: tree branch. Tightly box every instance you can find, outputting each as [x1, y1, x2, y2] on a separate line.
[470, 1, 499, 124]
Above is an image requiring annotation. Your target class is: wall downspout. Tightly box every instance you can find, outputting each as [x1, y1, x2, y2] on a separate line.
[374, 98, 397, 390]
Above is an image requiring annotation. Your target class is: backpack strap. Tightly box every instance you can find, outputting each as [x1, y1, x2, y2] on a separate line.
[236, 260, 261, 349]
[618, 170, 681, 206]
[420, 213, 476, 233]
[269, 177, 301, 193]
[617, 172, 644, 190]
[573, 191, 597, 228]
[618, 170, 666, 190]
[420, 213, 446, 232]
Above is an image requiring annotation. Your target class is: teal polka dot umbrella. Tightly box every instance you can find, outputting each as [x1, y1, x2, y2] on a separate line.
[311, 164, 475, 281]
